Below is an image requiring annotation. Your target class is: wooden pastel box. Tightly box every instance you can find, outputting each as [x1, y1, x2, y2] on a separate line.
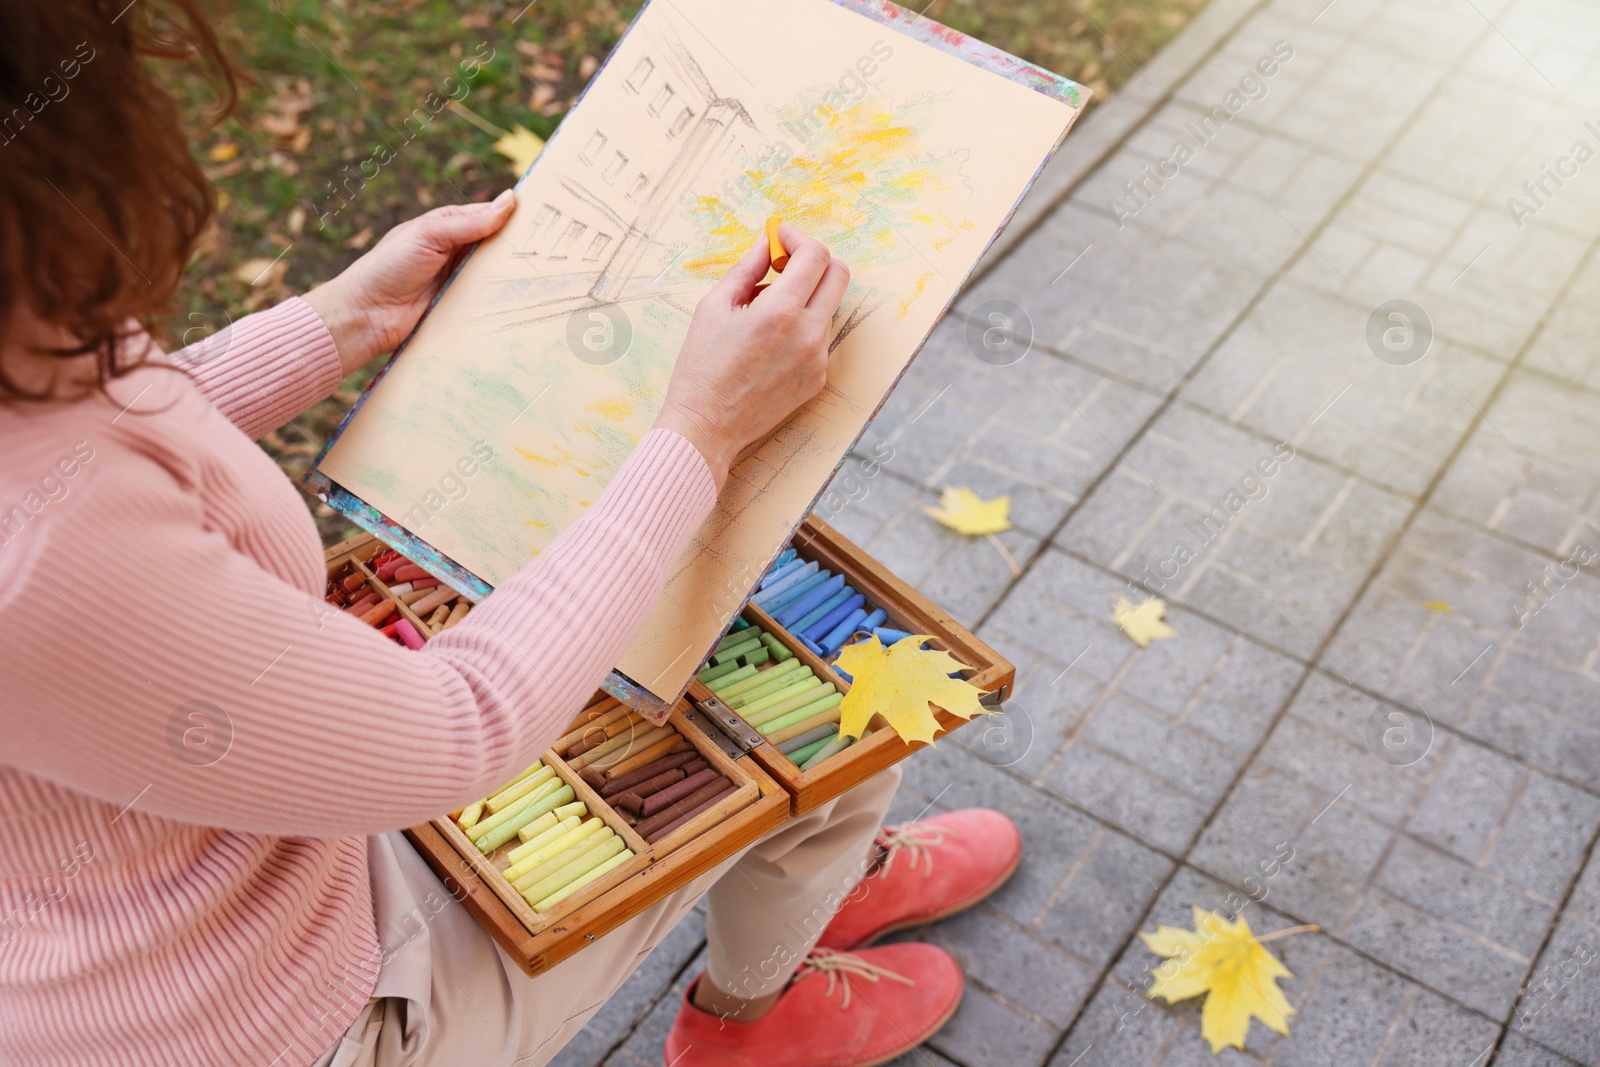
[323, 515, 1011, 974]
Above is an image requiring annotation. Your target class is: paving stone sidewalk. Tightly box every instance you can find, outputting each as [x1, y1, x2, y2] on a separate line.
[563, 0, 1600, 1062]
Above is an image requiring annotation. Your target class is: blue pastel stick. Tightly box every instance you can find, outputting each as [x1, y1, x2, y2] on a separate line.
[759, 558, 805, 592]
[754, 564, 823, 610]
[819, 607, 869, 656]
[803, 594, 865, 644]
[832, 665, 853, 683]
[772, 547, 797, 570]
[794, 588, 856, 638]
[776, 574, 846, 629]
[802, 636, 825, 657]
[730, 616, 750, 632]
[876, 628, 914, 645]
[859, 609, 887, 632]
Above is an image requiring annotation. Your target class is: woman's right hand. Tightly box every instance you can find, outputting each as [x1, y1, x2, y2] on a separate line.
[653, 223, 850, 489]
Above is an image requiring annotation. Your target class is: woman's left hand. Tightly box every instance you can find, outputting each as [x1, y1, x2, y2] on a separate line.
[305, 191, 516, 374]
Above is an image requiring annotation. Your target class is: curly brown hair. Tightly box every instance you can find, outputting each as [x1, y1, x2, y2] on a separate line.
[0, 0, 236, 400]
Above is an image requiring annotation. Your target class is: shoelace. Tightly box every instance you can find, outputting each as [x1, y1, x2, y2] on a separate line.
[797, 948, 915, 1010]
[873, 820, 962, 878]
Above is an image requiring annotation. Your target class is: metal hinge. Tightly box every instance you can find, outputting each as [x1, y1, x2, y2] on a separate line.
[682, 698, 767, 759]
[979, 684, 1010, 707]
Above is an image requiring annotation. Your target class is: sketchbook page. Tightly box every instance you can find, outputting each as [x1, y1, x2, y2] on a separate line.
[321, 0, 1080, 701]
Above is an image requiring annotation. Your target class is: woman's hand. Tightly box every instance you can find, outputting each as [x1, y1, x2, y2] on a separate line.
[305, 191, 517, 375]
[654, 223, 850, 489]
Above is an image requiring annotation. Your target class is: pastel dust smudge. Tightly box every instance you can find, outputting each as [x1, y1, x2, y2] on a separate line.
[675, 91, 973, 321]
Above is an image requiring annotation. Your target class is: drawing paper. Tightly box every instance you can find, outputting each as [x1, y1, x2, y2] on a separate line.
[319, 0, 1083, 704]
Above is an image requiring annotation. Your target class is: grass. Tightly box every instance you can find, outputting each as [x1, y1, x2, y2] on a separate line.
[159, 0, 1206, 543]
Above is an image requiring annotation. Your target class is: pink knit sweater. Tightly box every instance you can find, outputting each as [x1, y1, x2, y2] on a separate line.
[0, 298, 718, 1067]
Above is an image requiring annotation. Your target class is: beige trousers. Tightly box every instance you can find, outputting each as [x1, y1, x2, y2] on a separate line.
[312, 766, 901, 1067]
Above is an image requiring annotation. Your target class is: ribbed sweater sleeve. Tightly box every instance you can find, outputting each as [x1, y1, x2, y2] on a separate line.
[2, 425, 717, 838]
[180, 297, 346, 439]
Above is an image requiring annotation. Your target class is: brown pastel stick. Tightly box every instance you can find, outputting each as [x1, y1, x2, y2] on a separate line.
[580, 768, 608, 791]
[598, 748, 698, 796]
[626, 767, 686, 802]
[614, 792, 646, 816]
[601, 733, 683, 780]
[680, 759, 708, 778]
[640, 769, 720, 817]
[409, 586, 457, 617]
[398, 587, 433, 605]
[567, 711, 649, 758]
[441, 601, 470, 630]
[584, 701, 633, 732]
[767, 706, 843, 746]
[359, 600, 396, 626]
[638, 781, 734, 842]
[426, 605, 451, 632]
[571, 725, 673, 773]
[343, 592, 379, 614]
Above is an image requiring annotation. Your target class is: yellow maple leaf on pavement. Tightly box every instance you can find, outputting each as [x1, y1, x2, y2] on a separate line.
[835, 634, 986, 745]
[1141, 908, 1310, 1054]
[493, 124, 545, 177]
[925, 487, 1013, 536]
[1113, 595, 1176, 648]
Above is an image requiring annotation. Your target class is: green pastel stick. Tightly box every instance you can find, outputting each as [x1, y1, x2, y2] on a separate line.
[716, 658, 801, 700]
[758, 693, 843, 736]
[741, 645, 770, 668]
[732, 668, 819, 710]
[761, 634, 794, 662]
[533, 848, 634, 911]
[712, 637, 762, 666]
[698, 659, 742, 684]
[738, 677, 825, 719]
[706, 664, 758, 692]
[789, 736, 835, 765]
[743, 682, 834, 726]
[476, 784, 576, 851]
[715, 628, 757, 654]
[777, 722, 837, 755]
[800, 733, 854, 771]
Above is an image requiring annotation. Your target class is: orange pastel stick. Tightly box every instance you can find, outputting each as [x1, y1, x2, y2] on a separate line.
[766, 216, 789, 272]
[360, 600, 396, 626]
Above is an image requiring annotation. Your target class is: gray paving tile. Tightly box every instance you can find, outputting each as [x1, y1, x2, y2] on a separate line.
[1495, 1033, 1584, 1067]
[1524, 254, 1600, 390]
[927, 982, 1060, 1067]
[1432, 369, 1600, 559]
[1326, 506, 1600, 790]
[924, 907, 1097, 1027]
[1058, 403, 1412, 651]
[1509, 913, 1600, 1063]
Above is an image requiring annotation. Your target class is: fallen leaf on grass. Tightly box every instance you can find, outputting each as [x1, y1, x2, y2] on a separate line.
[1141, 908, 1315, 1054]
[493, 124, 545, 177]
[1423, 600, 1451, 613]
[835, 634, 986, 745]
[925, 486, 1013, 536]
[208, 142, 240, 163]
[232, 256, 288, 288]
[1113, 596, 1175, 648]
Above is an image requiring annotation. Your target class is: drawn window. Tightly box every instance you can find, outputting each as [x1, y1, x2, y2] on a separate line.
[648, 83, 675, 116]
[603, 151, 628, 183]
[626, 174, 648, 202]
[549, 220, 587, 259]
[625, 58, 653, 93]
[580, 132, 607, 165]
[669, 107, 694, 137]
[524, 204, 561, 248]
[584, 233, 612, 261]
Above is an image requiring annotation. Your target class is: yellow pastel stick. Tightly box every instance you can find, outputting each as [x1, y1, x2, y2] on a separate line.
[465, 778, 561, 843]
[766, 216, 789, 272]
[474, 785, 574, 851]
[511, 829, 619, 897]
[552, 801, 587, 822]
[533, 849, 634, 911]
[522, 835, 627, 905]
[502, 817, 604, 881]
[486, 765, 555, 813]
[507, 814, 579, 863]
[456, 801, 484, 831]
[509, 811, 558, 848]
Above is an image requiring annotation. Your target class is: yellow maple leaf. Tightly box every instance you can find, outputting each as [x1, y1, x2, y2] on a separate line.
[493, 124, 545, 177]
[1113, 596, 1175, 648]
[925, 487, 1013, 536]
[1141, 908, 1309, 1054]
[835, 634, 986, 745]
[1423, 600, 1451, 613]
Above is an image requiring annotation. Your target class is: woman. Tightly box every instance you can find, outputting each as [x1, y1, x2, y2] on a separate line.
[0, 3, 1023, 1066]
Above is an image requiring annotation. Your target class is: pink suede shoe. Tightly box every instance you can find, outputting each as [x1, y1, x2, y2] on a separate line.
[816, 808, 1022, 951]
[663, 945, 963, 1067]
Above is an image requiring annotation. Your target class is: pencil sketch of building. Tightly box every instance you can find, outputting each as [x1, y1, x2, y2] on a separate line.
[482, 29, 757, 331]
